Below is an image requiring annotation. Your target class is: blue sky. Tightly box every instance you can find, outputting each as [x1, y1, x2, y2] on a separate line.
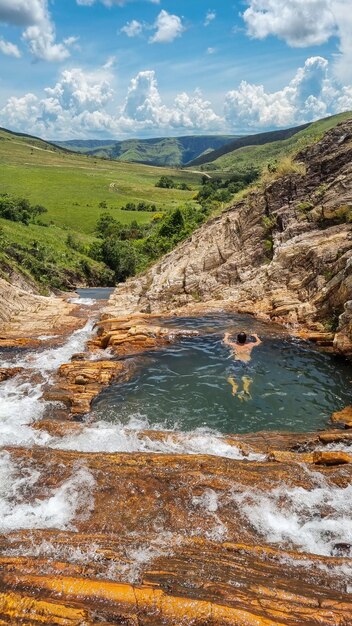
[0, 0, 351, 139]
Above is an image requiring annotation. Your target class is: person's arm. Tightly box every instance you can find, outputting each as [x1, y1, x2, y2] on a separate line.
[223, 332, 235, 348]
[252, 333, 262, 346]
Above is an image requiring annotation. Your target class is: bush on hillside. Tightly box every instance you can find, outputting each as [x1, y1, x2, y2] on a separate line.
[0, 194, 47, 225]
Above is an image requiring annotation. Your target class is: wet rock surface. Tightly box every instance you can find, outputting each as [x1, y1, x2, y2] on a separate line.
[1, 444, 352, 625]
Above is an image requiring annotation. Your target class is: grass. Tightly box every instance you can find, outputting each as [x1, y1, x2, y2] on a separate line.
[0, 128, 202, 234]
[0, 217, 111, 292]
[198, 112, 352, 174]
[56, 135, 237, 167]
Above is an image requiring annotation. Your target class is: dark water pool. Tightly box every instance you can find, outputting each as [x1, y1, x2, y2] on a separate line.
[92, 315, 352, 434]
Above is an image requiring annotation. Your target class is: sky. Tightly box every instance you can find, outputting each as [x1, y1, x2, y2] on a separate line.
[0, 0, 351, 139]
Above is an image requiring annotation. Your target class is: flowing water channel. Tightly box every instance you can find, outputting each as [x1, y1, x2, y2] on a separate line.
[1, 289, 352, 591]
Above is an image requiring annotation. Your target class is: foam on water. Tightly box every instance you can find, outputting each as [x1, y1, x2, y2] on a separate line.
[0, 451, 95, 532]
[232, 472, 352, 557]
[0, 321, 95, 442]
[192, 488, 228, 541]
[69, 297, 96, 306]
[48, 417, 264, 460]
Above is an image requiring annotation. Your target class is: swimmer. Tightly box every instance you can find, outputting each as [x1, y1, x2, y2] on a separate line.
[224, 331, 261, 399]
[223, 331, 261, 363]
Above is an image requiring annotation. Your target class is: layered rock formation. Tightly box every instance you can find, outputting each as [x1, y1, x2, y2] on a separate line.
[0, 277, 83, 344]
[106, 120, 352, 357]
[1, 438, 352, 625]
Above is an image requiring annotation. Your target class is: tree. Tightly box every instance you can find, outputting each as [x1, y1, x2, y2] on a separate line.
[101, 238, 137, 282]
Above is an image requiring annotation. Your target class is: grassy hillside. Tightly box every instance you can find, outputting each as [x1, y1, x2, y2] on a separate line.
[0, 217, 113, 293]
[0, 128, 202, 233]
[194, 112, 352, 173]
[56, 135, 237, 167]
[188, 123, 310, 168]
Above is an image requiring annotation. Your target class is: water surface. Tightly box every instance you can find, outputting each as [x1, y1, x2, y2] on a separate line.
[93, 314, 352, 434]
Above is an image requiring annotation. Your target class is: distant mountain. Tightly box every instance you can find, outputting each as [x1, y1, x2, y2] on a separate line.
[187, 123, 311, 168]
[54, 135, 238, 167]
[188, 112, 352, 174]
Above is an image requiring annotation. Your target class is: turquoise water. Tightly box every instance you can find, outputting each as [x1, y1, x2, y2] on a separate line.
[92, 314, 352, 434]
[76, 288, 114, 300]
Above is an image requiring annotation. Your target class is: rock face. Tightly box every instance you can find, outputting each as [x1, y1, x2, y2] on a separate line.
[0, 277, 83, 344]
[105, 120, 352, 357]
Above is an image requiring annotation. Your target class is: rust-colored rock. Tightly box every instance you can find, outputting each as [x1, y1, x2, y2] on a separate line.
[331, 405, 352, 428]
[44, 360, 131, 415]
[0, 367, 23, 382]
[313, 450, 352, 465]
[90, 316, 199, 356]
[0, 447, 351, 625]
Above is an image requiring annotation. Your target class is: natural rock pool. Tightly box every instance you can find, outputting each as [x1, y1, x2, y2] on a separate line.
[92, 314, 352, 434]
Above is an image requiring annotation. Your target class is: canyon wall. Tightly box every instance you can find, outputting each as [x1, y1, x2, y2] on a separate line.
[106, 120, 352, 357]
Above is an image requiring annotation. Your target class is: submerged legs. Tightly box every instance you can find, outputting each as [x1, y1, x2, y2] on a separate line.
[227, 375, 253, 400]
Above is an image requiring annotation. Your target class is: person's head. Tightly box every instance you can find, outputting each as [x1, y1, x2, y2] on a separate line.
[237, 332, 247, 344]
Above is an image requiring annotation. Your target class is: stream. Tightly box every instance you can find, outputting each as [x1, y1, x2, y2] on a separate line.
[0, 288, 352, 595]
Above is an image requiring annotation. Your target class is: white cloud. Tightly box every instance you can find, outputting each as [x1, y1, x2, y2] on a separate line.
[207, 47, 216, 55]
[224, 56, 352, 130]
[121, 19, 143, 37]
[149, 10, 185, 44]
[204, 10, 216, 27]
[120, 70, 222, 131]
[0, 0, 74, 62]
[0, 0, 46, 27]
[0, 39, 21, 58]
[242, 0, 352, 81]
[0, 57, 351, 139]
[243, 0, 336, 47]
[44, 67, 114, 115]
[331, 0, 352, 83]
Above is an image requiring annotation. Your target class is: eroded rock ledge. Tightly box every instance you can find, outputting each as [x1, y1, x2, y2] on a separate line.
[1, 442, 352, 625]
[104, 120, 352, 358]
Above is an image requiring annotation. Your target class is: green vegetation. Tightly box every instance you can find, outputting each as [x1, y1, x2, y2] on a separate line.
[261, 156, 306, 185]
[56, 135, 237, 167]
[120, 201, 158, 212]
[0, 217, 113, 293]
[0, 127, 201, 234]
[90, 204, 208, 282]
[0, 194, 47, 225]
[155, 176, 191, 190]
[188, 123, 311, 168]
[195, 112, 352, 175]
[195, 169, 260, 210]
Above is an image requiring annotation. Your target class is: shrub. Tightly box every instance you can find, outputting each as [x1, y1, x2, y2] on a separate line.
[0, 194, 47, 225]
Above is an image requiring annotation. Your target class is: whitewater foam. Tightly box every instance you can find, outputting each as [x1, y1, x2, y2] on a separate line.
[231, 472, 352, 557]
[0, 451, 95, 532]
[69, 297, 96, 306]
[0, 321, 95, 442]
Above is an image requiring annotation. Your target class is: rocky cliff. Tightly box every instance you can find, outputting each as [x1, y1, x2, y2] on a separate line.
[105, 119, 352, 357]
[0, 277, 83, 343]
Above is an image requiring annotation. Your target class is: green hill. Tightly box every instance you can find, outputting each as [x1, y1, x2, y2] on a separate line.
[0, 127, 201, 233]
[0, 127, 204, 292]
[191, 112, 352, 173]
[188, 123, 311, 168]
[55, 135, 237, 167]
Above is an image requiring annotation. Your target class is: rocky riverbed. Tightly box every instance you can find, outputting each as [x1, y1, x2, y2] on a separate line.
[0, 289, 351, 625]
[0, 120, 352, 624]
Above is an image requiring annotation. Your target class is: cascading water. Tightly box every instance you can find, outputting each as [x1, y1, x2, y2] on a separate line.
[1, 294, 352, 604]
